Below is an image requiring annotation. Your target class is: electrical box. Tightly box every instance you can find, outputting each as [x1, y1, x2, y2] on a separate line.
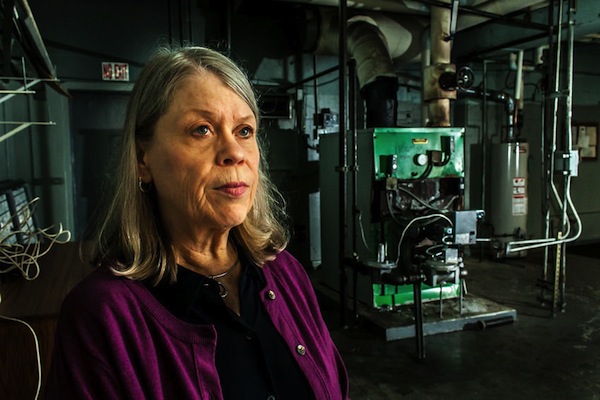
[372, 127, 465, 180]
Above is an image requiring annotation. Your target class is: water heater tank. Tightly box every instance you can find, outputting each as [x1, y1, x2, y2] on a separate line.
[489, 142, 528, 256]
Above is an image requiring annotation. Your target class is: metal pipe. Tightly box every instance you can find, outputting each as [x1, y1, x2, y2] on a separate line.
[349, 58, 359, 321]
[560, 0, 576, 313]
[413, 281, 425, 360]
[459, 87, 515, 142]
[227, 0, 233, 54]
[282, 65, 339, 91]
[549, 0, 564, 316]
[482, 60, 488, 214]
[515, 50, 524, 135]
[338, 0, 349, 327]
[541, 0, 556, 284]
[456, 0, 549, 31]
[178, 0, 184, 46]
[427, 0, 452, 127]
[168, 0, 173, 44]
[187, 0, 193, 43]
[313, 55, 319, 141]
[421, 27, 431, 126]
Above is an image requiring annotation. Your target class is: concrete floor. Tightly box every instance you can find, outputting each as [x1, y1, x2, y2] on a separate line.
[316, 246, 600, 400]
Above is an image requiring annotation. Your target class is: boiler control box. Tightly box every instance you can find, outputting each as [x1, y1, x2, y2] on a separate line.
[372, 127, 465, 180]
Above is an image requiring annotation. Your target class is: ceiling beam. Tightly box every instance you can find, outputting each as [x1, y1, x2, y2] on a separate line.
[453, 1, 600, 61]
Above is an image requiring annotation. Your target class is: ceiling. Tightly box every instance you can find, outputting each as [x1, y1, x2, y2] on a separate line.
[270, 0, 600, 61]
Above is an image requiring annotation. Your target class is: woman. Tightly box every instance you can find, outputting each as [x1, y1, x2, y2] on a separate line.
[46, 46, 349, 399]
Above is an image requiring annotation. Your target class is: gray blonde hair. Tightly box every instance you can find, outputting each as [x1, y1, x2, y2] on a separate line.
[86, 46, 289, 284]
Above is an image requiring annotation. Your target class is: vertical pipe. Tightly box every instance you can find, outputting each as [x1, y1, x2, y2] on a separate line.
[515, 50, 524, 105]
[481, 60, 488, 214]
[23, 57, 35, 196]
[187, 0, 193, 43]
[168, 0, 173, 44]
[550, 0, 563, 179]
[542, 0, 556, 284]
[413, 281, 425, 360]
[549, 0, 563, 316]
[421, 28, 431, 126]
[541, 82, 549, 281]
[349, 59, 358, 322]
[226, 0, 233, 55]
[178, 0, 184, 46]
[515, 50, 524, 137]
[560, 0, 576, 312]
[428, 0, 452, 126]
[338, 0, 348, 327]
[313, 55, 319, 141]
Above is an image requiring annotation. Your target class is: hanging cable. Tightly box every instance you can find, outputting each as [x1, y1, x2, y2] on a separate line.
[0, 198, 71, 279]
[395, 213, 453, 265]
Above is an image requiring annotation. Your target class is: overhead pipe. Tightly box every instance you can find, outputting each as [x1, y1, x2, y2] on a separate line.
[456, 0, 549, 31]
[274, 0, 429, 15]
[460, 87, 516, 142]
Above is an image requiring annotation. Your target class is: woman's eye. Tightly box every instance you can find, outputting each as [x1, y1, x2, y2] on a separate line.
[194, 125, 210, 136]
[239, 126, 254, 138]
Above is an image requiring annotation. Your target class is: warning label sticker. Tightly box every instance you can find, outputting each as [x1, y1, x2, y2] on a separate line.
[512, 177, 527, 215]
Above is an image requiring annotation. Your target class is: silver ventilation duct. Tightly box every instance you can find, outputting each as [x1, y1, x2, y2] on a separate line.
[299, 7, 426, 127]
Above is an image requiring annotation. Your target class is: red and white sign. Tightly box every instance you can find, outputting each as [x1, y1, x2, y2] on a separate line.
[512, 177, 527, 215]
[102, 62, 129, 81]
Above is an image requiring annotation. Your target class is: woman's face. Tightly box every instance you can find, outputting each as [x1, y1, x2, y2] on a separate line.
[138, 71, 260, 239]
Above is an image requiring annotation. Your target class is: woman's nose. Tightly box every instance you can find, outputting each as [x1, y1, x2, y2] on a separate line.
[217, 133, 245, 166]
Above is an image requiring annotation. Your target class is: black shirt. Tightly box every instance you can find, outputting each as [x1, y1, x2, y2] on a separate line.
[147, 256, 314, 400]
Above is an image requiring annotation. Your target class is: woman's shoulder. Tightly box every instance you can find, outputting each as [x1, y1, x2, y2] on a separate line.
[60, 265, 148, 320]
[262, 250, 314, 291]
[265, 250, 306, 275]
[59, 265, 214, 342]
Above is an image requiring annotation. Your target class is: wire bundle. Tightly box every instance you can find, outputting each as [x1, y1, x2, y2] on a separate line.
[0, 196, 71, 400]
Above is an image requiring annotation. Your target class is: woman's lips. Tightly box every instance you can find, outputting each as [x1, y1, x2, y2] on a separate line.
[217, 182, 249, 197]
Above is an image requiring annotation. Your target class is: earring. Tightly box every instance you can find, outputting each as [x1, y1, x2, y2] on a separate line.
[138, 177, 152, 193]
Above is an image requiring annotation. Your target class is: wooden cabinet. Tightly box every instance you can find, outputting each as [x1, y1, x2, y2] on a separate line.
[0, 242, 92, 400]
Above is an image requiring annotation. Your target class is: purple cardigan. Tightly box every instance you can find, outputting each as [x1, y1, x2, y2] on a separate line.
[46, 250, 349, 399]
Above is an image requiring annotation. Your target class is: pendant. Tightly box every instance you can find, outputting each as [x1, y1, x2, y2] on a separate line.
[216, 281, 229, 298]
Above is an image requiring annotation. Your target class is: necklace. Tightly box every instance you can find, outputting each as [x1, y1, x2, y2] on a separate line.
[208, 259, 239, 298]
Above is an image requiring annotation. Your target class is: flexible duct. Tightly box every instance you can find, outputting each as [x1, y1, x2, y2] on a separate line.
[301, 8, 426, 127]
[346, 19, 398, 127]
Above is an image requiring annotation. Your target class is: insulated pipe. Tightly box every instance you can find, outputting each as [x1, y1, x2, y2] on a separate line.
[307, 8, 425, 127]
[346, 20, 396, 87]
[515, 50, 524, 133]
[515, 50, 524, 107]
[426, 0, 454, 127]
[421, 27, 431, 126]
[346, 21, 398, 127]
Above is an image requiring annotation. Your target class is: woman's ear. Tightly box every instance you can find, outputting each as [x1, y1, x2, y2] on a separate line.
[136, 142, 152, 182]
